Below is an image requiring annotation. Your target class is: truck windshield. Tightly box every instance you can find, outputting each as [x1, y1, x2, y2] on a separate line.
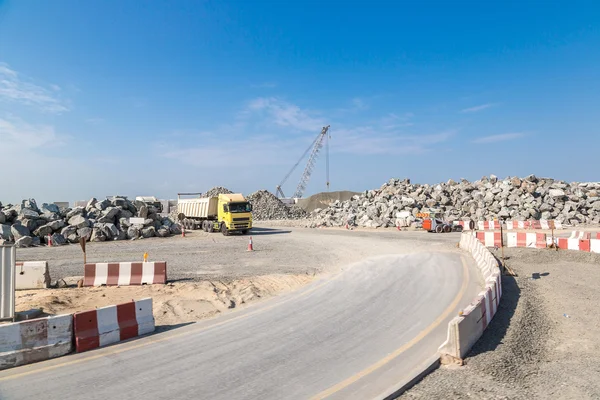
[229, 202, 252, 213]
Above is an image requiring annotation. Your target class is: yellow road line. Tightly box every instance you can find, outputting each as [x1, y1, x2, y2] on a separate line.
[310, 255, 470, 399]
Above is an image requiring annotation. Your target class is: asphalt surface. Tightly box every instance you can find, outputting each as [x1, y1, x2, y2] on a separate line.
[0, 250, 481, 400]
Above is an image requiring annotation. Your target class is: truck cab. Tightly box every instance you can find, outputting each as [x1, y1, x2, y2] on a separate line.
[217, 193, 253, 235]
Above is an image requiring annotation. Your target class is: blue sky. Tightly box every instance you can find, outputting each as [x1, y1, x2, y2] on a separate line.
[1, 1, 599, 203]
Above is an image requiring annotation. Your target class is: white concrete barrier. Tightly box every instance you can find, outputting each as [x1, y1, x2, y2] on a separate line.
[439, 232, 502, 363]
[15, 261, 51, 290]
[0, 314, 73, 370]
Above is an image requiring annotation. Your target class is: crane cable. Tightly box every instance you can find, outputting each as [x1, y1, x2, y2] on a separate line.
[276, 131, 322, 198]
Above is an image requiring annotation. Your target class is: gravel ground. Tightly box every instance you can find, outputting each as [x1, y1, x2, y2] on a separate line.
[401, 247, 600, 400]
[14, 224, 463, 282]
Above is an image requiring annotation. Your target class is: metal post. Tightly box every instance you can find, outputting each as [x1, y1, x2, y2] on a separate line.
[0, 245, 16, 322]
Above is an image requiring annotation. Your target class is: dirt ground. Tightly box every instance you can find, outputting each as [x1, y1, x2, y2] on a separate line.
[401, 247, 600, 400]
[295, 190, 360, 212]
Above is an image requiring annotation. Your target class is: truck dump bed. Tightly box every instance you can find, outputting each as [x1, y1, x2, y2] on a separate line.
[177, 197, 218, 219]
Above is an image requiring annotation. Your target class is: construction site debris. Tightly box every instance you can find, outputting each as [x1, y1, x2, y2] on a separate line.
[309, 176, 600, 228]
[247, 190, 307, 220]
[0, 197, 182, 248]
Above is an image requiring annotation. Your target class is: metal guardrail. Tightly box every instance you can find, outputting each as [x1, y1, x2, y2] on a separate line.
[0, 245, 16, 322]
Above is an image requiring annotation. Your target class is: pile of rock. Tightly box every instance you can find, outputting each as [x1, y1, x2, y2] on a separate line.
[309, 175, 600, 228]
[247, 190, 307, 220]
[0, 197, 182, 248]
[203, 187, 233, 197]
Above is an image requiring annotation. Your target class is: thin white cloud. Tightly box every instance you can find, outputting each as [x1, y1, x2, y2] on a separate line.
[461, 103, 494, 113]
[161, 98, 455, 166]
[0, 117, 67, 149]
[472, 132, 524, 143]
[0, 62, 69, 113]
[244, 97, 326, 132]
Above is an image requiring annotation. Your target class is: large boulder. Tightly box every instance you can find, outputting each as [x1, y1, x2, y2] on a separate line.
[156, 226, 170, 237]
[138, 205, 148, 219]
[127, 226, 140, 240]
[111, 197, 127, 208]
[85, 198, 98, 211]
[68, 215, 90, 229]
[40, 203, 60, 214]
[95, 199, 110, 211]
[169, 224, 182, 235]
[141, 226, 155, 238]
[15, 236, 33, 248]
[21, 199, 40, 213]
[100, 223, 119, 239]
[98, 207, 119, 223]
[0, 212, 5, 224]
[11, 224, 30, 240]
[47, 219, 66, 231]
[34, 225, 54, 238]
[50, 233, 67, 246]
[90, 228, 106, 242]
[66, 207, 85, 219]
[78, 227, 93, 241]
[61, 225, 78, 243]
[0, 224, 12, 240]
[19, 208, 40, 220]
[120, 209, 134, 219]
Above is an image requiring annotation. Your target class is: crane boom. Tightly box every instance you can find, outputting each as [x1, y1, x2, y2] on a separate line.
[292, 125, 329, 199]
[275, 125, 330, 199]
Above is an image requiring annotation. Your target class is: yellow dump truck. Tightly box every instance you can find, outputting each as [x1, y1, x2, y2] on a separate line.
[177, 193, 252, 236]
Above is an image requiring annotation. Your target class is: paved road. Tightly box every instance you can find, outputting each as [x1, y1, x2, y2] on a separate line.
[0, 251, 481, 400]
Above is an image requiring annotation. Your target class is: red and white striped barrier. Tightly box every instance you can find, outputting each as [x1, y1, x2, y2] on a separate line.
[476, 231, 502, 248]
[453, 221, 476, 230]
[547, 237, 594, 252]
[0, 314, 73, 370]
[506, 232, 547, 248]
[477, 220, 501, 231]
[73, 298, 155, 353]
[439, 232, 502, 363]
[475, 220, 564, 231]
[83, 262, 167, 287]
[568, 231, 600, 240]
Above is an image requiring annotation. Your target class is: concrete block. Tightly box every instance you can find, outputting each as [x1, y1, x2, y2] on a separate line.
[0, 314, 73, 370]
[15, 261, 51, 290]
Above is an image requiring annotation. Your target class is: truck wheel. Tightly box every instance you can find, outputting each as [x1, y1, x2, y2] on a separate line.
[207, 223, 214, 233]
[241, 229, 248, 235]
[444, 225, 451, 233]
[221, 223, 229, 236]
[435, 225, 443, 233]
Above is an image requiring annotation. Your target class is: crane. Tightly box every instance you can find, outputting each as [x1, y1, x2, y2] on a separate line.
[276, 125, 330, 199]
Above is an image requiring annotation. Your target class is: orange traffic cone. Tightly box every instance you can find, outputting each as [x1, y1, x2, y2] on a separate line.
[47, 234, 53, 247]
[181, 225, 185, 237]
[247, 236, 254, 252]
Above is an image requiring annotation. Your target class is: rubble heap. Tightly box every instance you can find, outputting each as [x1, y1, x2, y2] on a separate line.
[247, 190, 307, 220]
[309, 175, 600, 228]
[0, 197, 182, 248]
[203, 187, 233, 197]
